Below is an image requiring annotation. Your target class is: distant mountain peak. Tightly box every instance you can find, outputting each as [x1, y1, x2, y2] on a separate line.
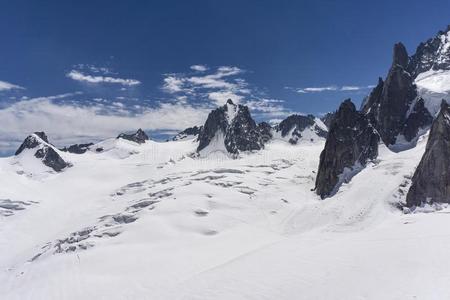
[197, 101, 266, 155]
[117, 128, 149, 144]
[15, 132, 71, 172]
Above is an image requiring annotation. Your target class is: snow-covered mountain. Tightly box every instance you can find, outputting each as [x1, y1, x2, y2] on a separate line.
[2, 25, 450, 300]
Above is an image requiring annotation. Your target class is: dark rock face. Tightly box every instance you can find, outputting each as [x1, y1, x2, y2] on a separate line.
[35, 147, 71, 172]
[257, 122, 272, 144]
[172, 126, 203, 141]
[315, 99, 380, 199]
[276, 114, 327, 144]
[361, 77, 384, 113]
[406, 101, 450, 207]
[197, 99, 266, 154]
[402, 98, 433, 142]
[15, 132, 71, 172]
[61, 143, 94, 154]
[363, 43, 417, 145]
[117, 129, 149, 144]
[408, 25, 450, 78]
[320, 112, 336, 129]
[15, 132, 49, 155]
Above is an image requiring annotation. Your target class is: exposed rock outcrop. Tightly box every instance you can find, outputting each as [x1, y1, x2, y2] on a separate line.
[197, 99, 267, 155]
[117, 129, 149, 144]
[363, 43, 418, 145]
[406, 100, 450, 207]
[315, 99, 380, 199]
[60, 143, 94, 154]
[172, 126, 203, 141]
[402, 98, 433, 142]
[408, 25, 450, 78]
[275, 114, 327, 144]
[15, 132, 71, 172]
[320, 112, 336, 129]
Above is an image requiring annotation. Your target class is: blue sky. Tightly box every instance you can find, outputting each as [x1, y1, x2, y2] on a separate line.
[1, 0, 450, 153]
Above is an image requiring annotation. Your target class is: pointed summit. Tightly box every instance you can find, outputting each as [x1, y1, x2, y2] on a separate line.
[393, 42, 409, 68]
[226, 99, 234, 105]
[15, 132, 71, 172]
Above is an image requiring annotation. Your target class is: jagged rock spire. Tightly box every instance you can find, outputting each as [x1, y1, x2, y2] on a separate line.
[393, 42, 409, 68]
[315, 99, 380, 198]
[406, 100, 450, 207]
[364, 43, 418, 145]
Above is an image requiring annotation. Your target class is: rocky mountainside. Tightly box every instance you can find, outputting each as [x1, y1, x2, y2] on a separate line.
[117, 129, 149, 144]
[172, 126, 203, 141]
[315, 100, 380, 198]
[408, 25, 450, 78]
[316, 26, 450, 198]
[406, 100, 450, 207]
[15, 132, 71, 172]
[362, 43, 418, 145]
[197, 99, 269, 155]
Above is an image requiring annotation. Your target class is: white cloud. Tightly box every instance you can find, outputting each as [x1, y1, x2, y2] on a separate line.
[163, 75, 189, 93]
[161, 66, 248, 106]
[0, 80, 24, 91]
[297, 86, 338, 93]
[0, 95, 209, 153]
[190, 65, 208, 72]
[295, 85, 375, 93]
[67, 70, 141, 86]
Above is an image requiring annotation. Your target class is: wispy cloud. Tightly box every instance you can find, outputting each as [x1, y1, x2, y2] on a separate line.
[190, 65, 208, 72]
[294, 84, 374, 94]
[67, 70, 141, 86]
[0, 94, 209, 153]
[161, 65, 292, 118]
[0, 80, 24, 91]
[162, 66, 249, 106]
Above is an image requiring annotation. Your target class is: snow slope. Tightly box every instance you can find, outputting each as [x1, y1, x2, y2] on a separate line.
[1, 133, 450, 300]
[415, 69, 450, 115]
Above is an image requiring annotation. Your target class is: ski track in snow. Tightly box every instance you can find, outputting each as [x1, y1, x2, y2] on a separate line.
[1, 133, 450, 299]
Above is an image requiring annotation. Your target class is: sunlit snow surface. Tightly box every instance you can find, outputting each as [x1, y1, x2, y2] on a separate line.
[415, 69, 450, 115]
[1, 130, 450, 300]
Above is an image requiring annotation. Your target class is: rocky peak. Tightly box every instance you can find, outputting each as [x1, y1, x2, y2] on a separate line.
[393, 42, 409, 68]
[197, 99, 266, 155]
[117, 129, 149, 144]
[315, 99, 380, 199]
[406, 100, 450, 207]
[15, 132, 71, 172]
[364, 43, 417, 145]
[408, 25, 450, 78]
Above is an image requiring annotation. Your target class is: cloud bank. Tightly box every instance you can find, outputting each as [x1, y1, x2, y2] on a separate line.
[0, 94, 209, 154]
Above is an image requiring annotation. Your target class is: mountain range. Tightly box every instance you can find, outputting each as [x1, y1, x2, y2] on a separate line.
[1, 25, 450, 300]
